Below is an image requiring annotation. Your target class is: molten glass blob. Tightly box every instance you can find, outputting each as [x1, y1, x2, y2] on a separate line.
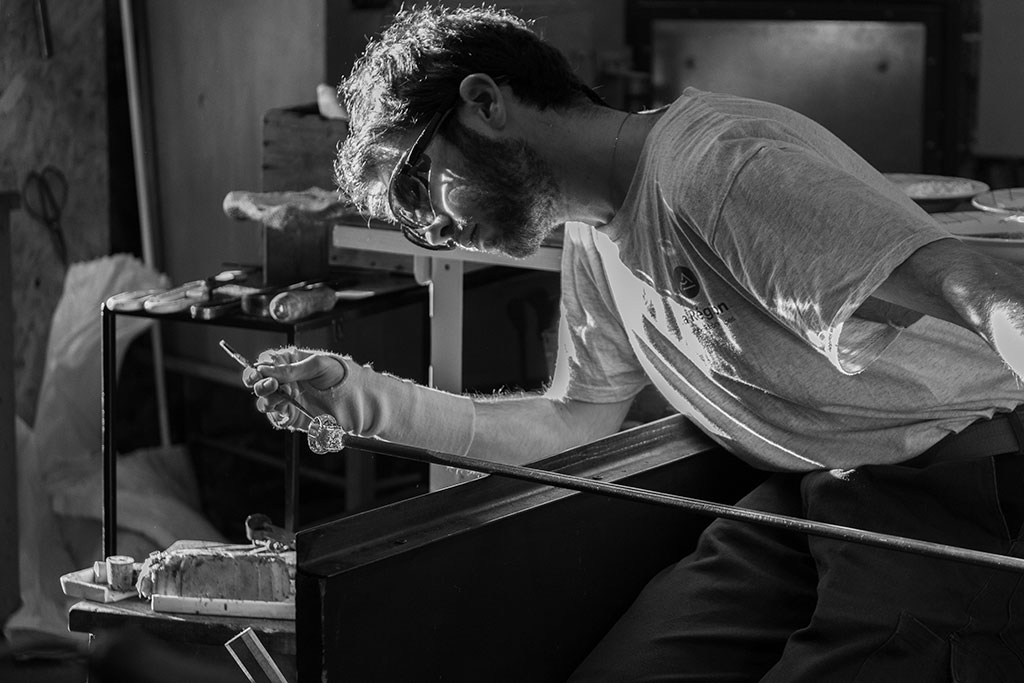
[307, 414, 346, 454]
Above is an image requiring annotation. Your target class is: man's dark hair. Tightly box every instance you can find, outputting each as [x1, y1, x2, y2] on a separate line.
[335, 4, 601, 218]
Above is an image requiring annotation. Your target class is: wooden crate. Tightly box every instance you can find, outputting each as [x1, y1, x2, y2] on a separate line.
[261, 105, 411, 285]
[263, 104, 345, 192]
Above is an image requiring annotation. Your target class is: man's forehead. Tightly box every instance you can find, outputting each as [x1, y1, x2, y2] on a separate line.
[376, 121, 436, 172]
[361, 116, 438, 187]
[378, 125, 420, 159]
[388, 121, 429, 151]
[365, 133, 403, 173]
[364, 139, 407, 201]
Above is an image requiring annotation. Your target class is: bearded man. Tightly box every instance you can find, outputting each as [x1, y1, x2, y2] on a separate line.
[243, 6, 1024, 681]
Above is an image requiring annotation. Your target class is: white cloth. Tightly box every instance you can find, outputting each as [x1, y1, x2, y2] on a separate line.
[4, 255, 222, 649]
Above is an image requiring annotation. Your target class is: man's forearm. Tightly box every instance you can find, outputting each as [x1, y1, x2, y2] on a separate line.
[246, 347, 635, 464]
[468, 393, 633, 466]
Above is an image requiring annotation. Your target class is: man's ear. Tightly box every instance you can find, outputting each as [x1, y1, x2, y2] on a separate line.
[457, 73, 507, 130]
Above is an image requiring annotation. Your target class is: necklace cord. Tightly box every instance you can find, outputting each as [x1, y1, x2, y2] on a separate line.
[609, 111, 631, 199]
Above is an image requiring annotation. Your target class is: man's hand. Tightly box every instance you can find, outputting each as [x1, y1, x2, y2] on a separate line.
[242, 347, 348, 430]
[240, 346, 478, 456]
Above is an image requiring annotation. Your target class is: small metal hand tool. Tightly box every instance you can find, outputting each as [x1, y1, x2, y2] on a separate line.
[244, 513, 295, 551]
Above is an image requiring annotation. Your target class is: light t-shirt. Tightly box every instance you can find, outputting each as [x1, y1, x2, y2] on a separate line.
[550, 89, 1024, 471]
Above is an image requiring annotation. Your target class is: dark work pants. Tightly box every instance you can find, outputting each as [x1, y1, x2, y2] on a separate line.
[569, 455, 1024, 682]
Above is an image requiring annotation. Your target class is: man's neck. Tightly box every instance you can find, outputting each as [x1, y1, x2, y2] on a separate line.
[531, 106, 664, 227]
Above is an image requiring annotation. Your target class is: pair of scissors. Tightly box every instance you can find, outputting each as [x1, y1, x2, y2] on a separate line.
[22, 165, 68, 265]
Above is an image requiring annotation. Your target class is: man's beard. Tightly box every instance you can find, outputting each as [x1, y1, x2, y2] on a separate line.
[448, 123, 560, 258]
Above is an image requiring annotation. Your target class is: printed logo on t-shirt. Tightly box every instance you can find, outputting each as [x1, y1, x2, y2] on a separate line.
[673, 266, 700, 299]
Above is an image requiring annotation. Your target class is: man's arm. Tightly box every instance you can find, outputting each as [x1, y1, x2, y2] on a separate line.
[244, 347, 635, 464]
[871, 237, 1024, 376]
[469, 394, 635, 466]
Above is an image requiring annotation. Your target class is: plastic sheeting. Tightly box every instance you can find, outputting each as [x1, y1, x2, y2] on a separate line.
[4, 254, 223, 650]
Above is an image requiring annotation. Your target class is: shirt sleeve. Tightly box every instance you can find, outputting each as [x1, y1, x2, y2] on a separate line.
[702, 143, 953, 374]
[547, 223, 650, 402]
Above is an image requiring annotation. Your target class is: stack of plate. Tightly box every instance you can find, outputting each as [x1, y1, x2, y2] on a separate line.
[884, 173, 990, 213]
[971, 187, 1024, 217]
[934, 209, 1024, 264]
[884, 174, 1024, 262]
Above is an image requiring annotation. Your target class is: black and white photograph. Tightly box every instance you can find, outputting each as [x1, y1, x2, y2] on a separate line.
[1, 1, 1024, 681]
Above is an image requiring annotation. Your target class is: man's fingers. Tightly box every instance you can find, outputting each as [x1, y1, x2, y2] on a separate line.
[256, 348, 291, 366]
[243, 346, 320, 432]
[251, 376, 279, 398]
[255, 353, 330, 385]
[242, 366, 262, 388]
[256, 390, 291, 415]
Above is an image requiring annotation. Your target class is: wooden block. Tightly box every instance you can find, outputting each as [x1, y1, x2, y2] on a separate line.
[60, 568, 136, 603]
[261, 225, 330, 286]
[151, 595, 295, 620]
[261, 104, 343, 285]
[262, 104, 348, 193]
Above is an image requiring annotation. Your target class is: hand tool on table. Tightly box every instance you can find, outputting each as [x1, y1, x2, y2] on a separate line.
[268, 283, 339, 323]
[141, 279, 208, 314]
[244, 513, 295, 551]
[106, 288, 170, 312]
[241, 277, 364, 320]
[138, 268, 259, 315]
[224, 339, 1024, 573]
[190, 291, 244, 320]
[240, 280, 319, 318]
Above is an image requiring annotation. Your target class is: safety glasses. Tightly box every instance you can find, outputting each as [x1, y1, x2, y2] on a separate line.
[387, 108, 456, 250]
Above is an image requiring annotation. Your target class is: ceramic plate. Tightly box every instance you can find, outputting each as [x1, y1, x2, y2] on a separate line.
[971, 187, 1024, 215]
[884, 174, 990, 212]
[934, 210, 1024, 263]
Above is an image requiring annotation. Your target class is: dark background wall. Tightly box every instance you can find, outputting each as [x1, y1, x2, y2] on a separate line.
[2, 0, 109, 427]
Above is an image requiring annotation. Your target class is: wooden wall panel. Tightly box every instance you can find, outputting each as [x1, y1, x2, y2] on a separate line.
[141, 0, 325, 364]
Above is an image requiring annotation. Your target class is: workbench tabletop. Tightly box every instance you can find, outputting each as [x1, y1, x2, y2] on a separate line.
[68, 599, 296, 655]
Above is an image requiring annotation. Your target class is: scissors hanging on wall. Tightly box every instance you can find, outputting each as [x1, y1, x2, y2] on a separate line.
[22, 165, 68, 266]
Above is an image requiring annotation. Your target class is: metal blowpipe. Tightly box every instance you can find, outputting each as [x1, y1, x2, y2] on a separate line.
[219, 341, 1024, 573]
[336, 433, 1024, 574]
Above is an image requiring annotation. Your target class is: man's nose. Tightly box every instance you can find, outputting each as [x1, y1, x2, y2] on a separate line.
[422, 213, 456, 248]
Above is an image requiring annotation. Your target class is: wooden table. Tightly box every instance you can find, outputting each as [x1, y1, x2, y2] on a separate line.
[68, 598, 295, 682]
[72, 416, 761, 682]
